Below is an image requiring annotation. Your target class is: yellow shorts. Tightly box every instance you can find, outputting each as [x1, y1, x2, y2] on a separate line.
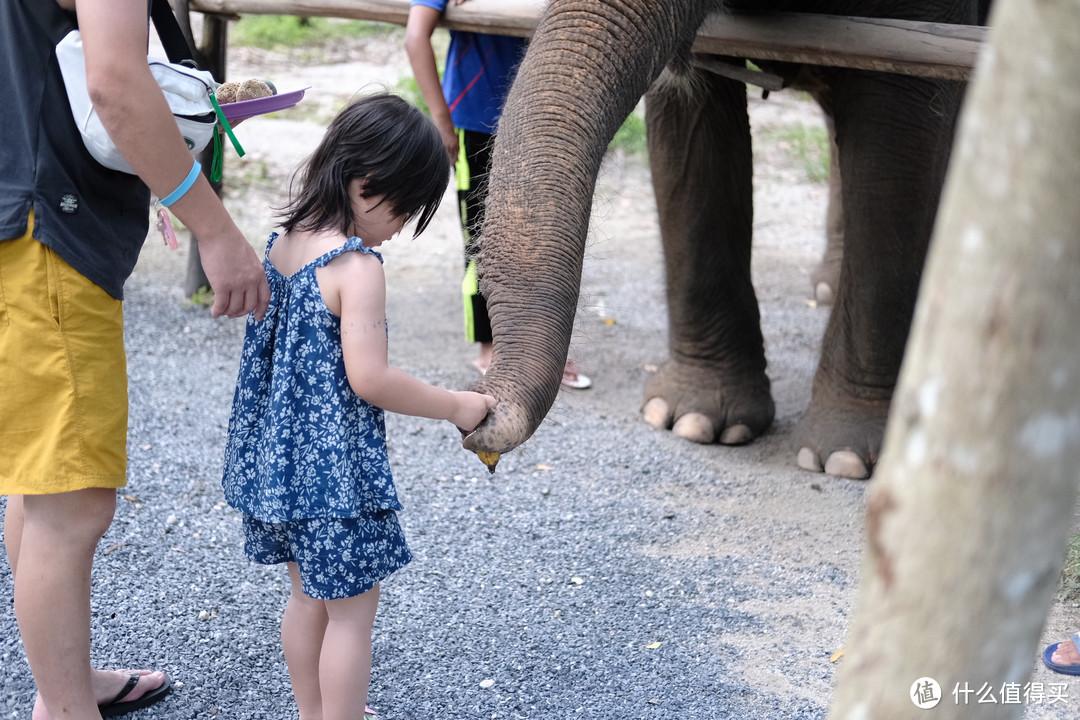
[0, 213, 128, 494]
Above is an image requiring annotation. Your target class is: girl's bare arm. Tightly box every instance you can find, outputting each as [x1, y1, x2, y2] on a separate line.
[330, 253, 493, 430]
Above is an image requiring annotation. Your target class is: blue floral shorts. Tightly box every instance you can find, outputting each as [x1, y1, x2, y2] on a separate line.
[242, 511, 412, 600]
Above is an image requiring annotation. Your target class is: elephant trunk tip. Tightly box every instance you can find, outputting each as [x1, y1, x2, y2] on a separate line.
[461, 395, 536, 456]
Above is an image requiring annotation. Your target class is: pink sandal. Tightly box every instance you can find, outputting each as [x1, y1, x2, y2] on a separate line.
[561, 359, 592, 390]
[474, 358, 592, 389]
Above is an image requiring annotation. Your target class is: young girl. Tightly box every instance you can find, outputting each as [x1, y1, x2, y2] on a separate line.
[222, 93, 496, 720]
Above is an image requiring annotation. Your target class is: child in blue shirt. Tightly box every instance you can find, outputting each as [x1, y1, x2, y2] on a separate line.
[404, 0, 592, 388]
[221, 93, 495, 719]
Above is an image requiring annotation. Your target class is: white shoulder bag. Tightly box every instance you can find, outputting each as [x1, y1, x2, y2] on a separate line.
[30, 0, 221, 175]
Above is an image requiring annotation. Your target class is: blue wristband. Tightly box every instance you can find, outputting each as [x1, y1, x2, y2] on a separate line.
[160, 160, 202, 207]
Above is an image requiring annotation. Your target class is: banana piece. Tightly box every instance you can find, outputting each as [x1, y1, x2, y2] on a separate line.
[476, 450, 501, 474]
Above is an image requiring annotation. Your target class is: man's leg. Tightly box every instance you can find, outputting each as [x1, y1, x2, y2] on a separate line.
[16, 488, 116, 720]
[4, 495, 25, 576]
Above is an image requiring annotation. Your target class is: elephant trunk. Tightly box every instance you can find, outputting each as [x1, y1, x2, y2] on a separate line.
[465, 0, 714, 453]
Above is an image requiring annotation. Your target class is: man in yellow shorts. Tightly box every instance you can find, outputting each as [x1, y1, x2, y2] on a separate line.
[1, 1, 268, 717]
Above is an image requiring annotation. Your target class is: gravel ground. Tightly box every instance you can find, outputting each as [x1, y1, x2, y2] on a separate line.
[2, 25, 1076, 720]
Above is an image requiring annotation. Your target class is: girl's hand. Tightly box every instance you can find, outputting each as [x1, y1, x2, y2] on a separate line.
[449, 391, 497, 432]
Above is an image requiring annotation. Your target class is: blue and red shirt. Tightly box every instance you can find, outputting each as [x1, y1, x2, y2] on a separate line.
[410, 0, 526, 134]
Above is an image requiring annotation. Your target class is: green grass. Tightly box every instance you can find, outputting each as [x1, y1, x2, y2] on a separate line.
[771, 124, 830, 183]
[231, 15, 398, 49]
[1061, 534, 1080, 603]
[609, 111, 646, 156]
[394, 73, 434, 117]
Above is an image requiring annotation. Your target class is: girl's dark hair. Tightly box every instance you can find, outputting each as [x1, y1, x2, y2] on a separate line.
[278, 93, 450, 237]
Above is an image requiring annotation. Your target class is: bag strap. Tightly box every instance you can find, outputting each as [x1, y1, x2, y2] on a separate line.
[149, 0, 199, 65]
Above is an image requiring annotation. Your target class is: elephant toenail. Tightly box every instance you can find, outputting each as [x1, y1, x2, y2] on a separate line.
[642, 398, 673, 429]
[719, 424, 753, 445]
[823, 451, 871, 480]
[673, 414, 715, 444]
[814, 282, 835, 306]
[797, 447, 824, 472]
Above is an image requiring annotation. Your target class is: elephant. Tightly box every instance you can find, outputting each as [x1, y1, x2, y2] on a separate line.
[462, 0, 978, 479]
[811, 0, 992, 306]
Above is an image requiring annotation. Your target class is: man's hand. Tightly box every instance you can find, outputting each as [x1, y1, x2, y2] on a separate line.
[436, 115, 459, 160]
[197, 230, 269, 320]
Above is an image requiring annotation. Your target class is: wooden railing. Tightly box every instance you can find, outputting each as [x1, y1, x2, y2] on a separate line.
[185, 0, 985, 80]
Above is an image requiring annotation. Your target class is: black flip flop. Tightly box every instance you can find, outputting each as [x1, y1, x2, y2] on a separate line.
[98, 673, 173, 717]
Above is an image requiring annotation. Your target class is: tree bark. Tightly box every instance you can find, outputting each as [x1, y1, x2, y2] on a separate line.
[828, 1, 1080, 718]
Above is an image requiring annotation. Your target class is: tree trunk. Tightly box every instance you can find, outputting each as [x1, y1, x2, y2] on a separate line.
[828, 1, 1080, 718]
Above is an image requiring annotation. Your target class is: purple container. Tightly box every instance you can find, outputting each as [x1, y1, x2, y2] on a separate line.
[220, 88, 308, 124]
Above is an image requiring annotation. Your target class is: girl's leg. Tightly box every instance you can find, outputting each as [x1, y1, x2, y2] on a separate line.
[4, 494, 25, 576]
[283, 563, 329, 720]
[319, 585, 380, 720]
[16, 488, 116, 720]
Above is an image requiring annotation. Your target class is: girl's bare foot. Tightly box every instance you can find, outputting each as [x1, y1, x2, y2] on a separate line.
[32, 669, 169, 720]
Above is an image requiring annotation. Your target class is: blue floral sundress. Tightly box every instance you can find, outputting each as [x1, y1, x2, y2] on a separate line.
[222, 233, 412, 600]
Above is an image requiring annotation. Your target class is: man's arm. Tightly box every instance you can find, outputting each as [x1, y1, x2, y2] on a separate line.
[76, 0, 268, 319]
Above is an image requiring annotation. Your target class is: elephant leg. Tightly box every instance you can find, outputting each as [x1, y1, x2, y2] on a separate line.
[642, 67, 775, 445]
[811, 108, 843, 306]
[796, 72, 961, 478]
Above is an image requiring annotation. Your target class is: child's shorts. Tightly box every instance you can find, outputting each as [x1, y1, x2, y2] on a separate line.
[0, 214, 128, 494]
[243, 511, 412, 600]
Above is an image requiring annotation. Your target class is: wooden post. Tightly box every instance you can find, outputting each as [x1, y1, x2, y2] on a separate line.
[828, 0, 1080, 717]
[184, 14, 228, 298]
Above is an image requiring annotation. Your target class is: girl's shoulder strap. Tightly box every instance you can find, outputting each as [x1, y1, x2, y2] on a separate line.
[311, 236, 384, 268]
[264, 231, 280, 259]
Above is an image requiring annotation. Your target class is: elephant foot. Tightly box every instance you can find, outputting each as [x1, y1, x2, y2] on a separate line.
[642, 361, 774, 445]
[795, 388, 889, 480]
[810, 255, 841, 306]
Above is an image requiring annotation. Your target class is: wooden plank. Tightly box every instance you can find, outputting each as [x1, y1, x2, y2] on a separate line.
[187, 0, 985, 80]
[188, 0, 539, 36]
[693, 13, 984, 80]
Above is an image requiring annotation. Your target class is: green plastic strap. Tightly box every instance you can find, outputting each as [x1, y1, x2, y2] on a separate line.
[209, 91, 245, 158]
[211, 129, 224, 183]
[455, 128, 470, 192]
[462, 258, 479, 343]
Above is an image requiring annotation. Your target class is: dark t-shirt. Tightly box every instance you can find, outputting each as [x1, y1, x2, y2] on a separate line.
[0, 1, 150, 300]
